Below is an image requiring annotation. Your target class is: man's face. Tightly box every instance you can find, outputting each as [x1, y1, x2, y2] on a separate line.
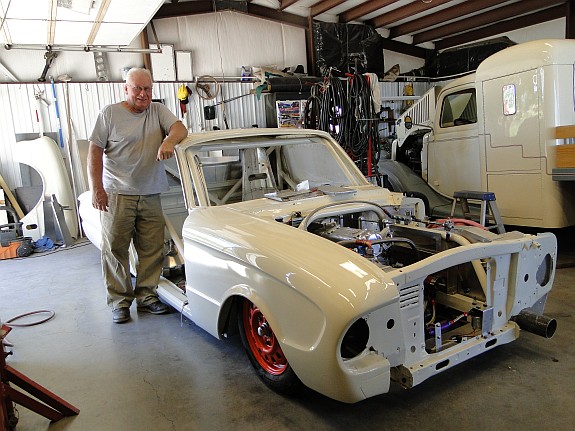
[124, 73, 153, 113]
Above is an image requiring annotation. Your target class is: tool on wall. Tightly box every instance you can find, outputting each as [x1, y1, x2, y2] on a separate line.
[177, 84, 193, 131]
[177, 84, 192, 116]
[50, 77, 65, 148]
[195, 75, 220, 100]
[38, 51, 57, 82]
[34, 86, 49, 137]
[93, 52, 109, 81]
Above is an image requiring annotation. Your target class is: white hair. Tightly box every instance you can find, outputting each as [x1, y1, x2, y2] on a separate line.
[125, 68, 152, 83]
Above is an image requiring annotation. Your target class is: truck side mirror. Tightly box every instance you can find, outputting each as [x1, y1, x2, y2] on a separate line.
[404, 115, 412, 130]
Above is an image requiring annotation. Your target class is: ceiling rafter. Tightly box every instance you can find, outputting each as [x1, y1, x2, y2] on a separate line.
[368, 0, 452, 28]
[338, 0, 396, 23]
[154, 0, 215, 19]
[413, 0, 566, 45]
[435, 3, 567, 49]
[389, 0, 510, 39]
[247, 3, 308, 27]
[310, 0, 348, 18]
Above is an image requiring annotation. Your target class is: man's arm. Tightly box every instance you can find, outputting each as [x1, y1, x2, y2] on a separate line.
[157, 121, 188, 160]
[87, 142, 108, 211]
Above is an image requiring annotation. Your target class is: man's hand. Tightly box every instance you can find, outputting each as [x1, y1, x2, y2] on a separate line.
[157, 121, 187, 160]
[92, 187, 109, 212]
[157, 140, 175, 160]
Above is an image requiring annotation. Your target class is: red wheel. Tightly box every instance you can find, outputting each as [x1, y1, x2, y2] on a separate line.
[242, 300, 287, 374]
[238, 299, 302, 394]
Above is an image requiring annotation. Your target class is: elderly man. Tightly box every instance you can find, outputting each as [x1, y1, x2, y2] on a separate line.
[88, 68, 188, 323]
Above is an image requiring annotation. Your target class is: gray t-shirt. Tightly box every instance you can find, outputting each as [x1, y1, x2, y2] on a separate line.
[90, 102, 179, 195]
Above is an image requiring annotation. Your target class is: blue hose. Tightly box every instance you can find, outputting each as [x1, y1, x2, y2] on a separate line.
[51, 79, 64, 148]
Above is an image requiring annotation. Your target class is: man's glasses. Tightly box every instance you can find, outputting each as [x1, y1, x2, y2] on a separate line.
[128, 84, 152, 93]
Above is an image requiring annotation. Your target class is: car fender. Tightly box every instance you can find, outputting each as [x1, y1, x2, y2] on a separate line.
[181, 205, 400, 357]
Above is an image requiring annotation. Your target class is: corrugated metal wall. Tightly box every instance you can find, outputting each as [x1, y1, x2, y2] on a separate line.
[0, 80, 433, 198]
[0, 81, 267, 195]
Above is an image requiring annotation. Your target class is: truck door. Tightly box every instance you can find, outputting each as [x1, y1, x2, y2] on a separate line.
[481, 69, 543, 222]
[427, 88, 481, 197]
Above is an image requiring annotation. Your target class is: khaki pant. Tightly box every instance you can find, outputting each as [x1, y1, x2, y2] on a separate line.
[100, 193, 165, 310]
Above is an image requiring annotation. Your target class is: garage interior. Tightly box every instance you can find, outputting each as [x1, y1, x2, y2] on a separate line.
[2, 1, 575, 430]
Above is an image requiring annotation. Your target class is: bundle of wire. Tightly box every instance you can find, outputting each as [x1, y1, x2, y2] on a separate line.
[303, 70, 380, 177]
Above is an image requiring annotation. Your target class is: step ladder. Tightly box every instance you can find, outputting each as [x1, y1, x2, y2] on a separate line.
[450, 190, 505, 234]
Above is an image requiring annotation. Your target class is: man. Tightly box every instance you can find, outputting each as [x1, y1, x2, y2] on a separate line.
[88, 68, 188, 323]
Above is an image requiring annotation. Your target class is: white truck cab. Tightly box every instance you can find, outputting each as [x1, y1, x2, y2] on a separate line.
[393, 39, 575, 228]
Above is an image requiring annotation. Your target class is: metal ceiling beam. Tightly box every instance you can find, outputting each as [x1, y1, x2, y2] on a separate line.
[307, 15, 316, 76]
[381, 37, 429, 59]
[369, 0, 451, 28]
[413, 0, 566, 45]
[389, 0, 510, 39]
[154, 0, 308, 27]
[338, 0, 396, 23]
[310, 0, 347, 17]
[435, 4, 567, 50]
[247, 3, 308, 27]
[567, 0, 575, 38]
[154, 0, 215, 19]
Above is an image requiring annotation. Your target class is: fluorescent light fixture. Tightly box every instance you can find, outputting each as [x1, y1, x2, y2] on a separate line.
[0, 0, 165, 47]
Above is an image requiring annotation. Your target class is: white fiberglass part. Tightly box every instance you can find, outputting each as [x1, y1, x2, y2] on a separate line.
[13, 136, 78, 240]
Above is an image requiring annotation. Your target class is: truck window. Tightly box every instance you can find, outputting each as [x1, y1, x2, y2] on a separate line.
[440, 90, 477, 127]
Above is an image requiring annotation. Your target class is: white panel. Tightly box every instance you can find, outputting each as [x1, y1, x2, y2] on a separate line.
[92, 23, 146, 46]
[4, 20, 45, 44]
[281, 24, 307, 70]
[3, 1, 45, 19]
[104, 0, 164, 23]
[175, 51, 194, 82]
[0, 0, 165, 46]
[149, 45, 176, 81]
[152, 12, 307, 78]
[54, 22, 93, 45]
[62, 0, 93, 15]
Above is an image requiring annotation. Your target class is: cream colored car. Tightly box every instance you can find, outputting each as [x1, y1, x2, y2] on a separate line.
[80, 128, 557, 403]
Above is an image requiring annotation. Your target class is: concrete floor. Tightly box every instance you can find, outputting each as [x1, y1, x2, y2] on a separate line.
[1, 235, 575, 431]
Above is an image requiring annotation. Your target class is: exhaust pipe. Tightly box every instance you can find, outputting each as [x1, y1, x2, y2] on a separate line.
[511, 309, 557, 339]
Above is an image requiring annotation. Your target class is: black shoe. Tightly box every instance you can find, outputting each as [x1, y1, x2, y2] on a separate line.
[137, 301, 169, 315]
[112, 307, 130, 323]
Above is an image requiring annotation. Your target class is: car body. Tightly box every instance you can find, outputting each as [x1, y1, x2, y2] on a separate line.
[79, 128, 557, 403]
